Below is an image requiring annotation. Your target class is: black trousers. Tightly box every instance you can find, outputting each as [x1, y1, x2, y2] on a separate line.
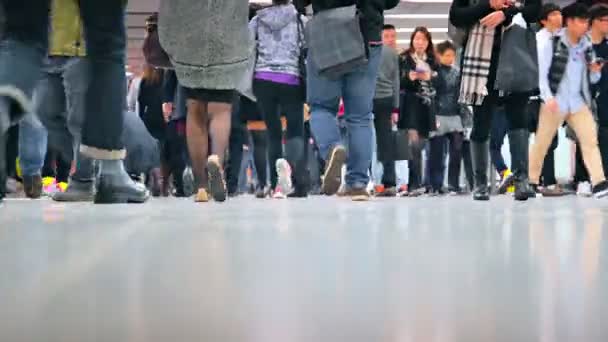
[429, 132, 464, 190]
[462, 140, 474, 190]
[471, 92, 529, 142]
[598, 125, 608, 180]
[42, 146, 71, 183]
[373, 97, 396, 188]
[574, 142, 590, 184]
[253, 79, 305, 189]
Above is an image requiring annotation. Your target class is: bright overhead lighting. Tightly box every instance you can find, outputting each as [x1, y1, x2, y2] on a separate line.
[386, 14, 449, 19]
[397, 28, 448, 33]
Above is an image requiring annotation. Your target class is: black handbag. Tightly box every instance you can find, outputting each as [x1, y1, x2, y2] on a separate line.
[495, 24, 538, 93]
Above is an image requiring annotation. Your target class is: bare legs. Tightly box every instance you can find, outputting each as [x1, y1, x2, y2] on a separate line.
[185, 99, 232, 202]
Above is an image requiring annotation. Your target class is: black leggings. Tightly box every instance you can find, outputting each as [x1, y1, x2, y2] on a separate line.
[429, 132, 464, 190]
[250, 130, 268, 188]
[254, 79, 305, 189]
[471, 92, 529, 142]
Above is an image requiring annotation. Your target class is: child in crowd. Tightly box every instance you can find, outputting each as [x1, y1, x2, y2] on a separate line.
[428, 41, 469, 195]
[530, 3, 608, 198]
[399, 27, 439, 197]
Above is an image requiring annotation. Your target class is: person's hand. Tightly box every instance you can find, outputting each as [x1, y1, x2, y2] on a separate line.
[409, 71, 418, 81]
[544, 98, 559, 114]
[480, 11, 506, 29]
[589, 62, 603, 73]
[490, 0, 507, 10]
[420, 71, 432, 81]
[391, 112, 399, 124]
[408, 130, 420, 144]
[162, 102, 173, 122]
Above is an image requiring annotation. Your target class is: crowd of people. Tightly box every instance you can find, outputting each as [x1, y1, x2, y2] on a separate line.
[2, 0, 608, 205]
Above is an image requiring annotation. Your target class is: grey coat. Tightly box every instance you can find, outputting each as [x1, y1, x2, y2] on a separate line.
[158, 0, 251, 90]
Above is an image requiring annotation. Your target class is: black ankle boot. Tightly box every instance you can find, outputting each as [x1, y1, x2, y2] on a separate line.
[94, 160, 150, 204]
[471, 141, 490, 201]
[508, 129, 532, 201]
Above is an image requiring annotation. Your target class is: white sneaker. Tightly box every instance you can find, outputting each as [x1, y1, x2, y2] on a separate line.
[577, 181, 592, 197]
[272, 186, 287, 199]
[275, 158, 293, 196]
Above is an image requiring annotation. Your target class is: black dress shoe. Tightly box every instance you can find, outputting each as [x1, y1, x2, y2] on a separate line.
[94, 174, 150, 204]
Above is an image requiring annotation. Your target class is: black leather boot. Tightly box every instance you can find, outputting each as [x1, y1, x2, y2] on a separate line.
[508, 129, 532, 201]
[472, 140, 490, 201]
[94, 160, 149, 204]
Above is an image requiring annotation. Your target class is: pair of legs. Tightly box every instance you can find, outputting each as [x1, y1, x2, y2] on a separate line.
[373, 97, 396, 189]
[530, 105, 606, 188]
[42, 146, 71, 184]
[429, 132, 464, 191]
[254, 79, 307, 194]
[407, 130, 427, 192]
[185, 94, 232, 202]
[308, 45, 382, 195]
[0, 0, 146, 204]
[470, 92, 530, 200]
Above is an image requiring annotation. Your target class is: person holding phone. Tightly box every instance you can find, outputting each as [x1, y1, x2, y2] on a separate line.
[590, 4, 608, 179]
[398, 27, 439, 196]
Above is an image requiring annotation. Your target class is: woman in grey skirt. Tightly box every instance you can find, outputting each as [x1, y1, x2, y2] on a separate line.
[159, 0, 250, 203]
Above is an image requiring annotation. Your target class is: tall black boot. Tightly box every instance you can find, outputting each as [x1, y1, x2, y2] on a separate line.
[472, 140, 490, 201]
[508, 129, 532, 201]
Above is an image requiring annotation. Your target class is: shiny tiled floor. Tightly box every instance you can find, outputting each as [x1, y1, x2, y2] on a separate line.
[1, 195, 608, 341]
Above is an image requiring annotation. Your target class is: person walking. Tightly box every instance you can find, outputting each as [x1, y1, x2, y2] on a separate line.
[450, 0, 541, 201]
[0, 0, 149, 205]
[159, 0, 250, 203]
[251, 0, 309, 199]
[297, 0, 401, 201]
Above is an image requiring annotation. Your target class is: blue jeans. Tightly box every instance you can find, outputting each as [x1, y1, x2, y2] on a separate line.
[18, 113, 47, 176]
[0, 0, 128, 159]
[307, 45, 382, 189]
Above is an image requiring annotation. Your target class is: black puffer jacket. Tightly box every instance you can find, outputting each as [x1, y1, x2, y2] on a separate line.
[295, 0, 400, 43]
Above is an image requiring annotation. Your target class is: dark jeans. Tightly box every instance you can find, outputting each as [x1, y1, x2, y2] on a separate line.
[253, 79, 305, 189]
[429, 132, 464, 190]
[373, 97, 396, 188]
[472, 92, 529, 143]
[0, 0, 128, 158]
[227, 97, 248, 194]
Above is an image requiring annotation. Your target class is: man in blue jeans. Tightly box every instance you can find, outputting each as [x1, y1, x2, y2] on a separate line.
[298, 0, 400, 201]
[0, 0, 148, 204]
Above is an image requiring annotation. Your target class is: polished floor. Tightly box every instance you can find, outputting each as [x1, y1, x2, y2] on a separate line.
[1, 195, 608, 341]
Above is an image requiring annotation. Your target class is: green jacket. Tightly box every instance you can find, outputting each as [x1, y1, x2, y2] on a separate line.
[49, 0, 86, 57]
